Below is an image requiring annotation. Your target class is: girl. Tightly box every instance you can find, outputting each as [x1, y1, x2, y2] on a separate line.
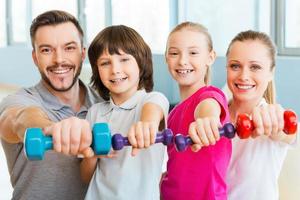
[160, 22, 231, 200]
[226, 30, 297, 200]
[81, 25, 169, 200]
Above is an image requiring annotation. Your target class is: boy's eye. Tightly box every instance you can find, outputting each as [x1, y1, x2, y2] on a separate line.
[120, 58, 130, 62]
[99, 61, 110, 66]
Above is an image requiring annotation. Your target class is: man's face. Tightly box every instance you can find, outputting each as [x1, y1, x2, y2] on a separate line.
[32, 22, 86, 92]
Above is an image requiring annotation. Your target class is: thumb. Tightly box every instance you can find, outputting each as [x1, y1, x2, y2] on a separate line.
[81, 147, 95, 158]
[42, 126, 53, 136]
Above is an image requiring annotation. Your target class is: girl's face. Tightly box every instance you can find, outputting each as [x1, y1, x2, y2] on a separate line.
[97, 50, 140, 104]
[166, 29, 215, 90]
[226, 40, 274, 103]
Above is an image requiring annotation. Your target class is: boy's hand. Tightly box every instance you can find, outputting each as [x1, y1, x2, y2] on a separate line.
[189, 117, 221, 152]
[127, 121, 158, 156]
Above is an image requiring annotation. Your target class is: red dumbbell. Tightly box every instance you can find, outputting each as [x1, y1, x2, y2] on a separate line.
[236, 110, 298, 139]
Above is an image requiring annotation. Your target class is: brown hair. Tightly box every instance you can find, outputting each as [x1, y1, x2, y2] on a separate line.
[88, 25, 153, 100]
[30, 10, 84, 48]
[226, 30, 277, 103]
[166, 21, 214, 84]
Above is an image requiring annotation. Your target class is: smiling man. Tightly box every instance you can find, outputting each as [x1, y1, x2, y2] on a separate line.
[0, 10, 101, 200]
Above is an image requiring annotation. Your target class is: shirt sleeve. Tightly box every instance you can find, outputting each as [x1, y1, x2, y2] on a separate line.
[0, 90, 43, 114]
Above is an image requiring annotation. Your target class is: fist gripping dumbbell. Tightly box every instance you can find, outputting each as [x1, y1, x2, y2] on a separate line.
[25, 123, 174, 160]
[174, 123, 235, 152]
[24, 123, 112, 160]
[112, 129, 173, 150]
[236, 110, 298, 139]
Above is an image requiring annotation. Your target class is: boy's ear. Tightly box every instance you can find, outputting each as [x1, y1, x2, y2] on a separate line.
[207, 50, 216, 66]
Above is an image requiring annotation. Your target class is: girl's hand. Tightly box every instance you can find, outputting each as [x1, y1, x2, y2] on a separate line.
[251, 104, 285, 140]
[127, 121, 158, 156]
[188, 117, 221, 152]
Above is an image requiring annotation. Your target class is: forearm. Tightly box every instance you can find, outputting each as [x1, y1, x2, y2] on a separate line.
[0, 106, 52, 143]
[141, 103, 165, 130]
[80, 157, 98, 183]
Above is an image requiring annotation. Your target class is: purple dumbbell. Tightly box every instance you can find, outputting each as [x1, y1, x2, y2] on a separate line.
[174, 123, 235, 152]
[112, 129, 174, 150]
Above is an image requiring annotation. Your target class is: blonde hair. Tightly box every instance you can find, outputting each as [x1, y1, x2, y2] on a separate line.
[226, 30, 277, 104]
[166, 21, 213, 85]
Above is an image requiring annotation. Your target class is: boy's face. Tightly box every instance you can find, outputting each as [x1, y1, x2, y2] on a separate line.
[226, 40, 274, 103]
[96, 50, 140, 105]
[166, 29, 215, 93]
[32, 22, 86, 92]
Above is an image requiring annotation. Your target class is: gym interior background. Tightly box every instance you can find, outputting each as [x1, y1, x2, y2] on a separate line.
[0, 0, 300, 199]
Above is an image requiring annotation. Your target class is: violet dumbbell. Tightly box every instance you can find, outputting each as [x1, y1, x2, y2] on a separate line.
[112, 129, 174, 150]
[174, 123, 235, 152]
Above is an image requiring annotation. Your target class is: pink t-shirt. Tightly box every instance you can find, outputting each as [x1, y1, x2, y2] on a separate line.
[160, 86, 231, 200]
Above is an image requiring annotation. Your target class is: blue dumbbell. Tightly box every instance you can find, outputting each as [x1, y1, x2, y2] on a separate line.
[111, 129, 174, 150]
[174, 123, 235, 152]
[24, 123, 112, 161]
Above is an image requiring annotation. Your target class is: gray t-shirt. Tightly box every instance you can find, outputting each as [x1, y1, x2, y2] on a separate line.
[0, 80, 101, 200]
[85, 90, 169, 200]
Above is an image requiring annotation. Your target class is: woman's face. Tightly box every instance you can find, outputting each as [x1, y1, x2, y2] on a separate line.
[226, 40, 274, 103]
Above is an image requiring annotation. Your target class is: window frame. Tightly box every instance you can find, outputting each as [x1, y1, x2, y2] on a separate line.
[274, 0, 300, 56]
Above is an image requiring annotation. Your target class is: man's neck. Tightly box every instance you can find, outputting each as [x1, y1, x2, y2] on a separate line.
[44, 81, 85, 112]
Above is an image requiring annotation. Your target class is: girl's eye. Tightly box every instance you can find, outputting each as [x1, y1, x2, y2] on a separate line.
[250, 64, 262, 71]
[190, 51, 199, 55]
[168, 51, 178, 56]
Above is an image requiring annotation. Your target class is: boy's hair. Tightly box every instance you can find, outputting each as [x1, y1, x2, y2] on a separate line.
[226, 30, 277, 104]
[30, 10, 84, 48]
[166, 21, 214, 85]
[88, 25, 153, 100]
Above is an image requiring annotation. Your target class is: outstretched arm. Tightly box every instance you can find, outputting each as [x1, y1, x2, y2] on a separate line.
[0, 106, 52, 143]
[128, 102, 166, 156]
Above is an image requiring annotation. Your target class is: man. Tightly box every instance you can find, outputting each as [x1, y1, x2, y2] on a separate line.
[0, 10, 101, 200]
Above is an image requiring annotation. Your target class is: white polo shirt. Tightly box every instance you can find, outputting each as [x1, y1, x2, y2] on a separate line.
[227, 98, 296, 200]
[85, 89, 169, 200]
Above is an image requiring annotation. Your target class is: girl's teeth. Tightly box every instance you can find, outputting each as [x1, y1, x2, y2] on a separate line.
[177, 69, 192, 74]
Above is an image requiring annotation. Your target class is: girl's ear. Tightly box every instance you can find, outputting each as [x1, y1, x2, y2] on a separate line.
[207, 50, 216, 66]
[269, 67, 275, 81]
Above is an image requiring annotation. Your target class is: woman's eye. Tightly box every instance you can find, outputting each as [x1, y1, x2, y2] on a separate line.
[229, 64, 240, 70]
[250, 64, 262, 71]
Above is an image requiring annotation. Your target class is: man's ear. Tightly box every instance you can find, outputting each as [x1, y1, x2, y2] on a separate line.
[81, 47, 86, 61]
[32, 50, 38, 66]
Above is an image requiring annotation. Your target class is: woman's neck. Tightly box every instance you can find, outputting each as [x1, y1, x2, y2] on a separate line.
[229, 98, 262, 123]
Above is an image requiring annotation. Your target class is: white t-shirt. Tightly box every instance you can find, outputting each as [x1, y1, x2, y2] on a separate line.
[85, 90, 169, 200]
[227, 98, 294, 200]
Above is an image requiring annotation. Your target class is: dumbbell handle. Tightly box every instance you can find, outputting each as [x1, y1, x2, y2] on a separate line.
[112, 129, 173, 150]
[236, 110, 298, 139]
[174, 123, 235, 152]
